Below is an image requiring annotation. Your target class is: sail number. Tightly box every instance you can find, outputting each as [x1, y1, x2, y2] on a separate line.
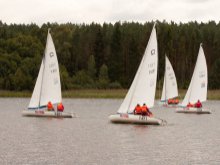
[148, 63, 156, 74]
[139, 116, 147, 121]
[151, 49, 156, 55]
[51, 69, 57, 73]
[56, 112, 62, 117]
[50, 52, 54, 57]
[49, 63, 57, 74]
[199, 71, 205, 78]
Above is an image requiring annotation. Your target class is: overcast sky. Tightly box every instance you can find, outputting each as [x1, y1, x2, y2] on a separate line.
[0, 0, 219, 25]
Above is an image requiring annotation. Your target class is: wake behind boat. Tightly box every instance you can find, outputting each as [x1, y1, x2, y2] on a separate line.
[22, 29, 75, 118]
[109, 23, 165, 125]
[176, 43, 211, 114]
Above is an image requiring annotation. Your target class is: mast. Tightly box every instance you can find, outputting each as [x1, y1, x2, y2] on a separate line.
[165, 56, 167, 103]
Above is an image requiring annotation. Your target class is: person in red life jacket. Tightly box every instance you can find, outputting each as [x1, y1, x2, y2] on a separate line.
[57, 102, 64, 112]
[195, 100, 202, 108]
[175, 98, 179, 104]
[134, 104, 142, 115]
[168, 99, 172, 104]
[141, 103, 148, 116]
[47, 101, 54, 111]
[170, 99, 174, 104]
[187, 102, 194, 108]
[142, 103, 153, 117]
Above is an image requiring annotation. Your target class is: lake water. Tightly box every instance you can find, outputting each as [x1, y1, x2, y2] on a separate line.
[0, 98, 219, 165]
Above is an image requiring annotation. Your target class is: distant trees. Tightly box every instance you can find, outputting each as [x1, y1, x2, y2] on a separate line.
[87, 55, 96, 79]
[98, 64, 109, 89]
[0, 20, 220, 90]
[210, 58, 220, 89]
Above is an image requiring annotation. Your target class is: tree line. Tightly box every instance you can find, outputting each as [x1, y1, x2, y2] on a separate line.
[0, 20, 219, 91]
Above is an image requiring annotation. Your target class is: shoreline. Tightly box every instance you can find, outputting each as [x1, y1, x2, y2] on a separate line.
[0, 89, 220, 100]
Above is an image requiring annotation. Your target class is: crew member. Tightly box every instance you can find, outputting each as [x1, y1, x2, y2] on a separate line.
[187, 102, 194, 108]
[47, 101, 54, 111]
[195, 100, 202, 108]
[57, 102, 64, 112]
[134, 104, 142, 115]
[141, 103, 148, 116]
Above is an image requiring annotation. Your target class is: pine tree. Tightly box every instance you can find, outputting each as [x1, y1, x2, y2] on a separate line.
[98, 64, 109, 89]
[87, 55, 96, 80]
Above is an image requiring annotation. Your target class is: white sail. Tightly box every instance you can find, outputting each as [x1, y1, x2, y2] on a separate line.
[40, 30, 62, 106]
[117, 24, 158, 114]
[181, 44, 207, 106]
[28, 30, 62, 109]
[28, 60, 44, 109]
[161, 56, 178, 101]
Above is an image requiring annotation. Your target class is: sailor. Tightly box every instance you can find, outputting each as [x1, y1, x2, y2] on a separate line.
[141, 103, 148, 116]
[57, 102, 64, 112]
[47, 101, 54, 111]
[195, 100, 202, 108]
[168, 99, 172, 104]
[175, 98, 179, 104]
[187, 102, 194, 108]
[142, 103, 153, 117]
[134, 104, 142, 115]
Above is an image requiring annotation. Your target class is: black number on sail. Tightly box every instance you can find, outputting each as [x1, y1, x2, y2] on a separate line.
[151, 49, 155, 55]
[50, 52, 54, 57]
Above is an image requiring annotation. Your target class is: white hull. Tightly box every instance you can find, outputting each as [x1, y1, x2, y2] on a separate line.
[22, 110, 75, 118]
[164, 104, 179, 108]
[160, 102, 179, 108]
[176, 107, 211, 114]
[109, 114, 163, 125]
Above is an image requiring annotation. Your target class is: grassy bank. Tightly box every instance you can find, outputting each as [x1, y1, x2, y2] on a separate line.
[0, 89, 220, 100]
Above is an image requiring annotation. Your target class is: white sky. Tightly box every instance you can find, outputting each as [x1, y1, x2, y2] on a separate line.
[0, 0, 219, 25]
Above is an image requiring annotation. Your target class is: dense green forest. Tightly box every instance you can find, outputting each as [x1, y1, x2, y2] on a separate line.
[0, 20, 220, 91]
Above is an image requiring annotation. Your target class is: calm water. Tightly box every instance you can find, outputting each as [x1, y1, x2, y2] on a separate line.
[0, 98, 220, 165]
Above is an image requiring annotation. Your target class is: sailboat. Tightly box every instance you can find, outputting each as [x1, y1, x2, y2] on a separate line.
[176, 43, 211, 114]
[109, 24, 164, 125]
[22, 29, 74, 118]
[160, 55, 179, 107]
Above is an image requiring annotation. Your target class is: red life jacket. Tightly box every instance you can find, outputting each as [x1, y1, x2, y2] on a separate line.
[174, 99, 178, 104]
[135, 106, 142, 114]
[187, 103, 194, 107]
[57, 103, 64, 112]
[141, 105, 148, 113]
[196, 102, 202, 108]
[168, 99, 172, 104]
[47, 102, 54, 111]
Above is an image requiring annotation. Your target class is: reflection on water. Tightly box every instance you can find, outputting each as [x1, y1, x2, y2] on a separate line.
[0, 98, 220, 164]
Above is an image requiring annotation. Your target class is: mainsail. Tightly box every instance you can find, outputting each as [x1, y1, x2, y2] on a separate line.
[28, 30, 62, 109]
[181, 43, 207, 106]
[117, 24, 158, 114]
[161, 56, 178, 101]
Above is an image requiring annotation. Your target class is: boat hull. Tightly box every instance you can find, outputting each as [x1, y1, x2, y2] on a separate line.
[176, 107, 211, 114]
[109, 114, 163, 125]
[163, 103, 179, 108]
[159, 102, 179, 108]
[22, 110, 75, 118]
